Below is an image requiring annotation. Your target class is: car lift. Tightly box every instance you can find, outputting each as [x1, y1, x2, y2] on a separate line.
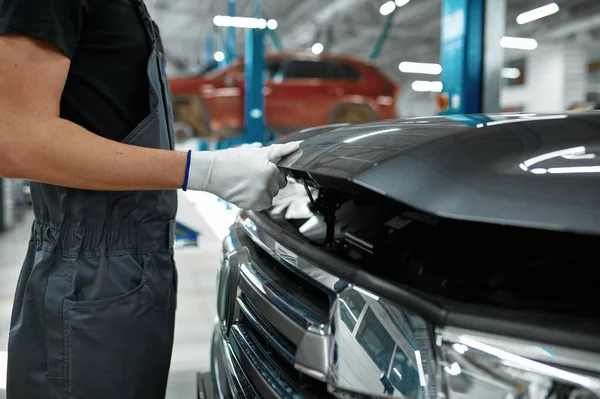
[438, 0, 505, 115]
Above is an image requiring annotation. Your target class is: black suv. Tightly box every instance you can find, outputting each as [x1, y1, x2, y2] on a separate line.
[199, 111, 600, 399]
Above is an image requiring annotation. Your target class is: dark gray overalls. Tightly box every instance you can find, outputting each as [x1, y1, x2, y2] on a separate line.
[7, 2, 178, 398]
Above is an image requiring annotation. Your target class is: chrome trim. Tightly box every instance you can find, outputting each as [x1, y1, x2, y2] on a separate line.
[241, 216, 345, 293]
[328, 286, 437, 399]
[218, 247, 246, 336]
[239, 260, 328, 337]
[215, 326, 260, 399]
[294, 331, 329, 382]
[229, 325, 304, 399]
[236, 296, 296, 366]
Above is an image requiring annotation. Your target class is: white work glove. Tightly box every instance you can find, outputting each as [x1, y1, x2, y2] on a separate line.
[186, 142, 301, 211]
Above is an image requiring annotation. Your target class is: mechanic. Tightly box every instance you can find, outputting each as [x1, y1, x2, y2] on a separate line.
[0, 0, 299, 398]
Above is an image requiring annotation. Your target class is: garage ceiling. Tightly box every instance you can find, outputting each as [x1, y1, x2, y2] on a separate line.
[146, 0, 600, 84]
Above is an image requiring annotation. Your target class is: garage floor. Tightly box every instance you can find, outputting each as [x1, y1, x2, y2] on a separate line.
[0, 209, 221, 398]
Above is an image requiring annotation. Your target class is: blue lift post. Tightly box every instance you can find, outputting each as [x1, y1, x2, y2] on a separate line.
[226, 0, 236, 65]
[243, 0, 267, 144]
[439, 0, 505, 115]
[205, 33, 214, 68]
[217, 0, 267, 149]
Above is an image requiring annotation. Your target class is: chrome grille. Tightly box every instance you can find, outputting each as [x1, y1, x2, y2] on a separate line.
[217, 212, 440, 399]
[218, 218, 335, 399]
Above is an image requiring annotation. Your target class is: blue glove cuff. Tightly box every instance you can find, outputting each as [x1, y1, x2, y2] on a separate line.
[182, 150, 192, 191]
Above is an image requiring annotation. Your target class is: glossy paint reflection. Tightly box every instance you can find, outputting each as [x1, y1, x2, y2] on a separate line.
[330, 285, 437, 399]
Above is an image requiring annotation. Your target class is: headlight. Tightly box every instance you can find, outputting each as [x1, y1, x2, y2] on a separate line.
[330, 286, 600, 399]
[438, 328, 600, 399]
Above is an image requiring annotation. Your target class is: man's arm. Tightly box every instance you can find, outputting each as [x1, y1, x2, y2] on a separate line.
[0, 35, 187, 191]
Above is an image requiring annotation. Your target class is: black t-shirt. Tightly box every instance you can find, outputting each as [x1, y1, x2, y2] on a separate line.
[0, 0, 151, 142]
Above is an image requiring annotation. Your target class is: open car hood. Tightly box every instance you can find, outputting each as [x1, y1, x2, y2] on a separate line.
[277, 111, 600, 235]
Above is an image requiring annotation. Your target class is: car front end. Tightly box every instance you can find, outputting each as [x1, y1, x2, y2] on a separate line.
[200, 111, 600, 399]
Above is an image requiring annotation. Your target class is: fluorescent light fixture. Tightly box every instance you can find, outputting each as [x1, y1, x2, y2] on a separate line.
[430, 81, 443, 92]
[500, 36, 538, 50]
[412, 80, 443, 92]
[501, 67, 521, 79]
[517, 3, 559, 25]
[267, 19, 278, 30]
[399, 61, 442, 75]
[213, 15, 277, 30]
[213, 51, 225, 62]
[380, 1, 396, 15]
[395, 0, 410, 6]
[311, 42, 324, 55]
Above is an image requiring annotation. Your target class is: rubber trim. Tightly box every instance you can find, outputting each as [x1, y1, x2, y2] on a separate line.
[247, 210, 600, 354]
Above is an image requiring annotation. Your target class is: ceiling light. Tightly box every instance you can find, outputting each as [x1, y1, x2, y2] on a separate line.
[213, 15, 278, 30]
[267, 19, 278, 30]
[399, 61, 442, 75]
[430, 81, 443, 92]
[517, 3, 559, 25]
[500, 36, 538, 50]
[380, 1, 396, 15]
[214, 51, 225, 62]
[395, 0, 410, 6]
[501, 67, 521, 79]
[412, 80, 443, 92]
[311, 43, 324, 55]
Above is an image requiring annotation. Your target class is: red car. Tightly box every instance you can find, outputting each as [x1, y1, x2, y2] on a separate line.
[168, 52, 400, 142]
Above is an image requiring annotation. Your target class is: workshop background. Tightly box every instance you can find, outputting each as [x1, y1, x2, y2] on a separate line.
[1, 0, 600, 397]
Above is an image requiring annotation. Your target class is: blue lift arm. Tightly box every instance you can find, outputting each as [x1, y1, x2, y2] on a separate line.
[369, 10, 395, 61]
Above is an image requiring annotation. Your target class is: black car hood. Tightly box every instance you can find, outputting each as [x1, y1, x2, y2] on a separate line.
[278, 111, 600, 235]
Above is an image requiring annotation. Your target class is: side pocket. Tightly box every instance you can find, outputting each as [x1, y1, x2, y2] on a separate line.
[45, 274, 69, 380]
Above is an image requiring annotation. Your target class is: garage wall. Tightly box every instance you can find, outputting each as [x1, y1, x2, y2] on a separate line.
[398, 90, 438, 118]
[500, 41, 588, 113]
[563, 44, 588, 109]
[501, 44, 566, 112]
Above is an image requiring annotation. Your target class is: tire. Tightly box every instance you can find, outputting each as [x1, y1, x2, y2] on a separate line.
[328, 104, 377, 125]
[172, 96, 211, 141]
[173, 121, 197, 143]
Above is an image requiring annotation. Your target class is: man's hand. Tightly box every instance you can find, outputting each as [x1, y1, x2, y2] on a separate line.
[187, 142, 301, 210]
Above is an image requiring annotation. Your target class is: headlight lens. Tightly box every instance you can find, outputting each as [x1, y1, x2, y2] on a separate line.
[438, 328, 600, 399]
